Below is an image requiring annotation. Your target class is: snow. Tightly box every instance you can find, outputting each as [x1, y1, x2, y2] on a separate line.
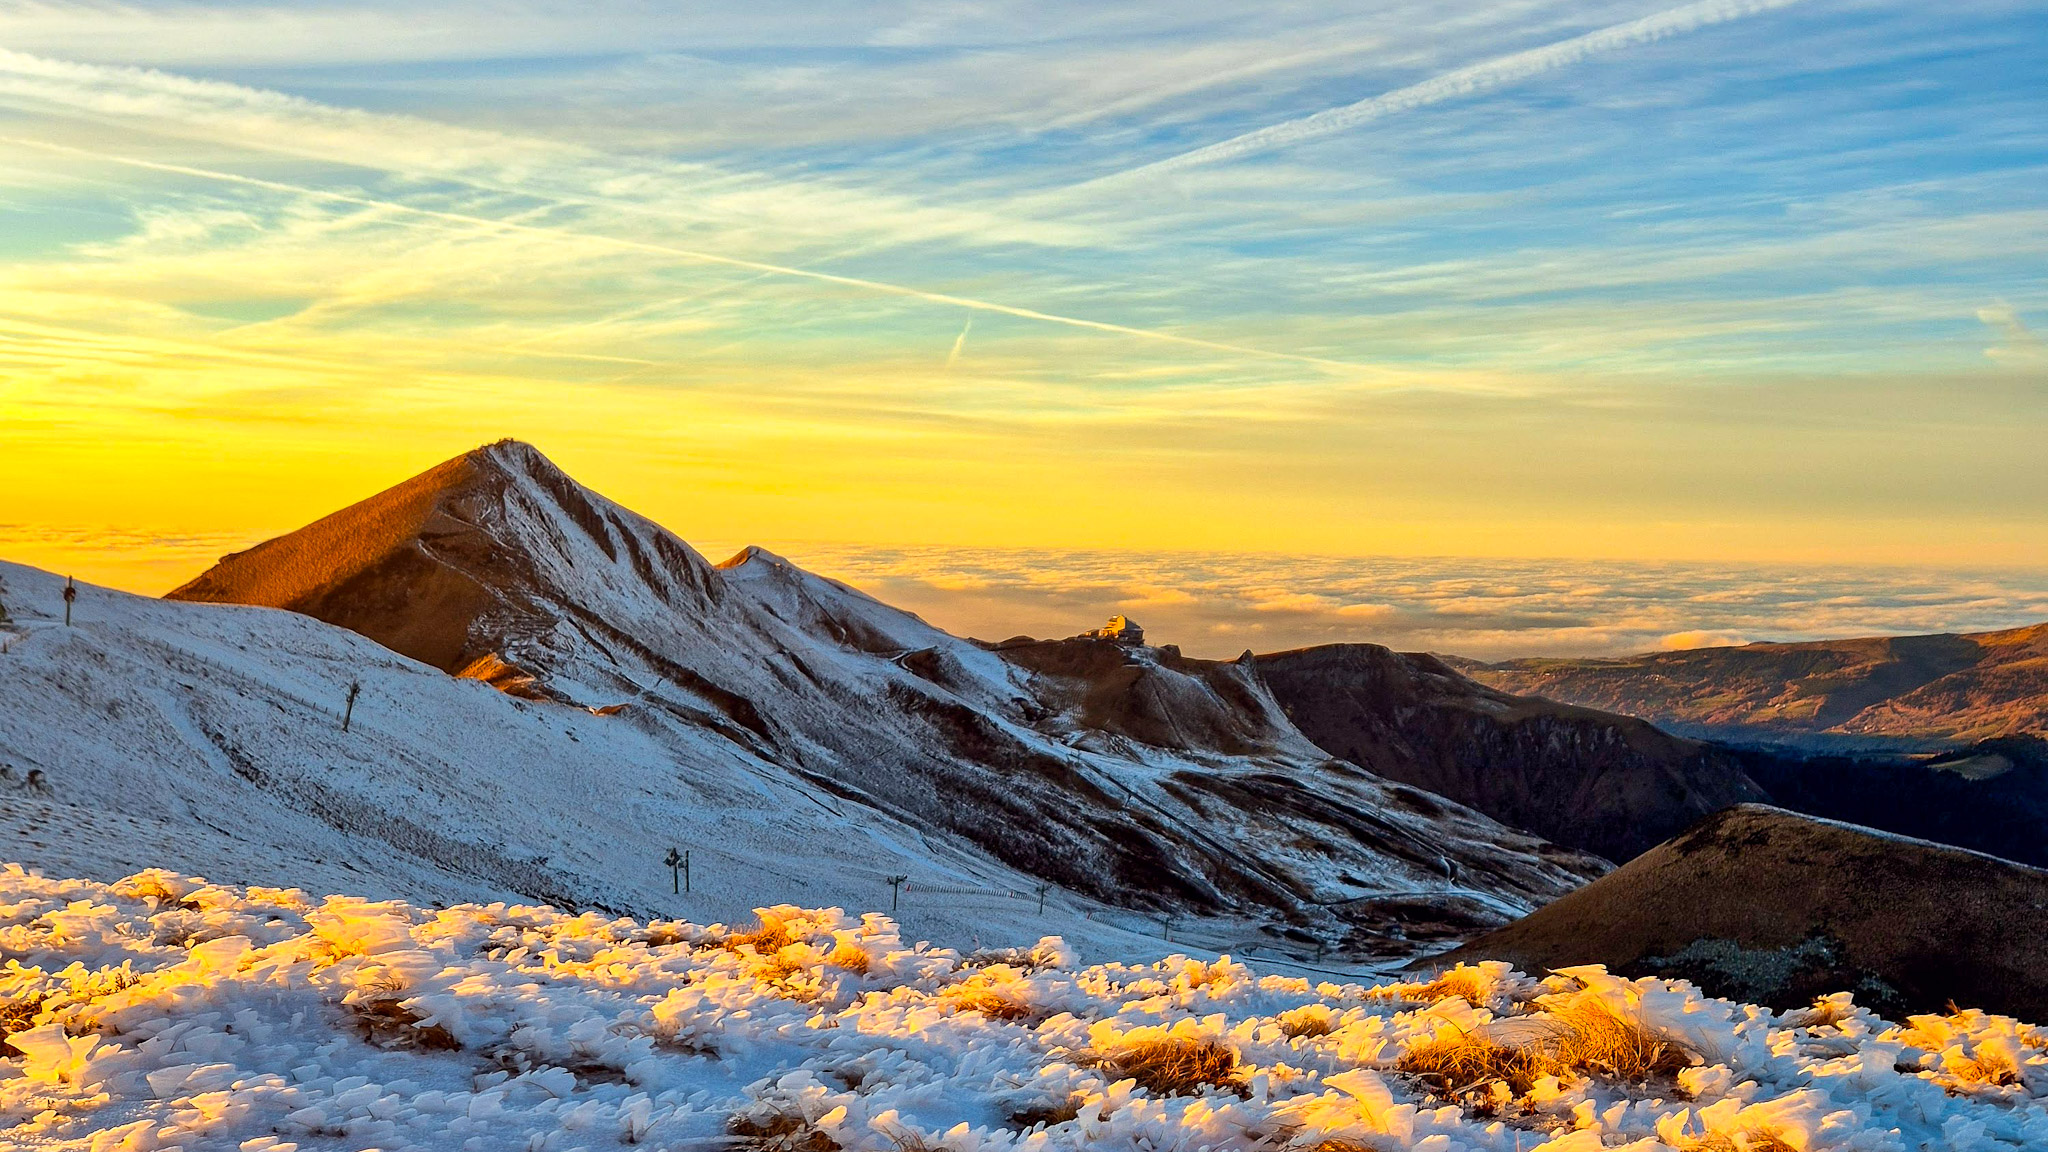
[0, 539, 1586, 964]
[0, 558, 1212, 962]
[4, 867, 2046, 1152]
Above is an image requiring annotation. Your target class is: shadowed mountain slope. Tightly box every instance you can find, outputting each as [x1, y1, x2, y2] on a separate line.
[162, 440, 1601, 949]
[1730, 734, 2048, 869]
[1254, 644, 1767, 862]
[1459, 626, 2048, 749]
[1427, 805, 2048, 1020]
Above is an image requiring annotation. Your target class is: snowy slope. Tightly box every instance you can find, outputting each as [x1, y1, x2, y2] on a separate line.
[5, 866, 2046, 1152]
[0, 544, 1590, 964]
[147, 441, 1601, 948]
[0, 559, 1211, 963]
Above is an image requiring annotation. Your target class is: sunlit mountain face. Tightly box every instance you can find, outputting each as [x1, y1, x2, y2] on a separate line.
[1, 0, 2044, 606]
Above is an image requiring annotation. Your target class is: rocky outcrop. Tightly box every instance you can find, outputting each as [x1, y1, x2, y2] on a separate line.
[1255, 644, 1766, 862]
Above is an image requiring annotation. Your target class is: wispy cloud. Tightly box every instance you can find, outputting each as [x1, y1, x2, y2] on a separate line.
[1086, 0, 1809, 185]
[1978, 300, 2044, 364]
[0, 2, 2041, 578]
[0, 46, 1091, 252]
[6, 136, 1388, 371]
[945, 317, 972, 368]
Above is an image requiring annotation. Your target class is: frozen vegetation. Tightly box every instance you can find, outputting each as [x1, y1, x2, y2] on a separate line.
[5, 866, 2047, 1151]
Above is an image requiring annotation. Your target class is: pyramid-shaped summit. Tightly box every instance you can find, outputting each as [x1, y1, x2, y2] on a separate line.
[161, 440, 1601, 941]
[168, 439, 724, 691]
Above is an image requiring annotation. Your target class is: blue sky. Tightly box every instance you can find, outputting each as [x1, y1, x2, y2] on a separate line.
[0, 0, 2043, 652]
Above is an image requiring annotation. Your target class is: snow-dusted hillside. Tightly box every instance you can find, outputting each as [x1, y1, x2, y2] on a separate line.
[5, 866, 2046, 1152]
[124, 440, 1601, 949]
[6, 552, 1353, 968]
[0, 542, 1588, 964]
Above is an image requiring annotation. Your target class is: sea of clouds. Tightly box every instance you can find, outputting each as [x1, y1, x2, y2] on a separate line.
[8, 522, 2047, 662]
[783, 545, 2048, 661]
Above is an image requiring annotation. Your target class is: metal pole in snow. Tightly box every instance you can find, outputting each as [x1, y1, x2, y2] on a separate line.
[665, 847, 682, 894]
[886, 874, 908, 912]
[342, 681, 361, 732]
[62, 577, 76, 627]
[683, 850, 691, 894]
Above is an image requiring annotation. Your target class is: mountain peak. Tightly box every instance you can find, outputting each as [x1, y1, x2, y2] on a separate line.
[466, 437, 561, 479]
[166, 440, 717, 681]
[716, 545, 789, 571]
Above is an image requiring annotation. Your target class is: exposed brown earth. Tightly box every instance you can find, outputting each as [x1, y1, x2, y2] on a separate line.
[1459, 626, 2048, 747]
[1254, 644, 1766, 862]
[1427, 804, 2048, 1020]
[994, 638, 1297, 759]
[163, 440, 1603, 949]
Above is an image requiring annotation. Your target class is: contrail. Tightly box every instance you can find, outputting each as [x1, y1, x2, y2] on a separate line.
[1085, 0, 1807, 186]
[945, 318, 972, 368]
[1, 136, 1374, 374]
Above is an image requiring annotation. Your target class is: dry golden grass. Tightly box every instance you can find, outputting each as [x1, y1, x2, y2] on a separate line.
[941, 982, 1035, 1022]
[1301, 1139, 1396, 1152]
[1005, 1096, 1083, 1130]
[1399, 1001, 1692, 1101]
[828, 942, 871, 976]
[1413, 967, 1491, 1004]
[639, 924, 691, 948]
[1080, 1036, 1245, 1097]
[348, 996, 460, 1051]
[723, 918, 798, 953]
[1789, 996, 1855, 1030]
[1399, 1032, 1564, 1099]
[1950, 1050, 2023, 1088]
[728, 1110, 840, 1152]
[1279, 1006, 1335, 1039]
[0, 992, 46, 1057]
[111, 873, 199, 910]
[876, 1124, 951, 1152]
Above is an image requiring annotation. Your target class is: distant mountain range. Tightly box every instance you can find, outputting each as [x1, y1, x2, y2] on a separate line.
[1455, 626, 2048, 749]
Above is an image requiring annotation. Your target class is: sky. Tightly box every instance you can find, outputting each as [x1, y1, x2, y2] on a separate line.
[0, 0, 2044, 656]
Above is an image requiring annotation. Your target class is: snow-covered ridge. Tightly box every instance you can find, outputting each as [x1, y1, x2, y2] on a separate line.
[4, 866, 2045, 1152]
[130, 441, 1608, 944]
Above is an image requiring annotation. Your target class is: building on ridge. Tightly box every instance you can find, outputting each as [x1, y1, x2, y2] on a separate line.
[1080, 615, 1144, 646]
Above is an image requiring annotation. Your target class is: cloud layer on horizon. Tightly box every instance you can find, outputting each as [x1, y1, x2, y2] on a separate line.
[781, 545, 2048, 661]
[6, 519, 2046, 663]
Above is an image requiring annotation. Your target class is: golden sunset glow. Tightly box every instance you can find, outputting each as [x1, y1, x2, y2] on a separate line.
[0, 0, 2043, 652]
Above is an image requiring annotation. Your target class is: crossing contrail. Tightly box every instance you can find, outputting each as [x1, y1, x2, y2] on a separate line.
[2, 136, 1375, 375]
[1084, 0, 1807, 187]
